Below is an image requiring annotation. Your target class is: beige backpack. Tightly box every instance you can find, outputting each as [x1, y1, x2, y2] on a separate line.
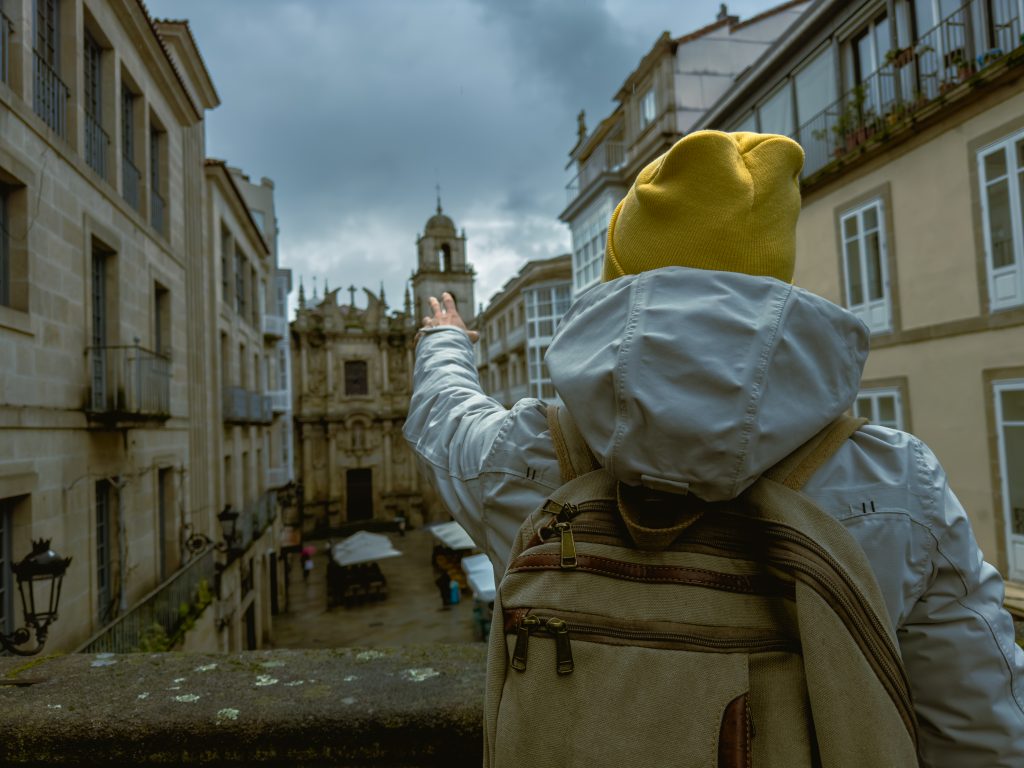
[483, 407, 918, 768]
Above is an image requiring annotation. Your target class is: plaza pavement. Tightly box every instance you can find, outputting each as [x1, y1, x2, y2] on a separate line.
[270, 527, 484, 648]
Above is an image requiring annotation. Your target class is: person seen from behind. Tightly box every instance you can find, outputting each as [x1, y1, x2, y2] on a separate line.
[404, 130, 1024, 766]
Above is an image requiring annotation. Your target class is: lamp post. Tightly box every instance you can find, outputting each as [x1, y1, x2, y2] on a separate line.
[3, 539, 72, 656]
[184, 505, 240, 556]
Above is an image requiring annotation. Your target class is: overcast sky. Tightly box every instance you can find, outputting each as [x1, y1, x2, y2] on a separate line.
[145, 0, 778, 314]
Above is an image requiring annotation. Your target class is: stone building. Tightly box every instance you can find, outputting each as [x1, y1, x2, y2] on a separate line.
[475, 254, 572, 407]
[0, 0, 288, 654]
[695, 0, 1024, 592]
[411, 196, 475, 324]
[560, 0, 811, 297]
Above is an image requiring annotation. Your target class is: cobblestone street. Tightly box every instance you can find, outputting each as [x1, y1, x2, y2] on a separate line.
[270, 527, 485, 648]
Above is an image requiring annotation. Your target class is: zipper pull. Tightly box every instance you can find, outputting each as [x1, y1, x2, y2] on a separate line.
[555, 522, 577, 569]
[511, 615, 538, 672]
[547, 618, 574, 675]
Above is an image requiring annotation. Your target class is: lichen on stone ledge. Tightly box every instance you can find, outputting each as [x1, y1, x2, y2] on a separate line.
[0, 644, 486, 767]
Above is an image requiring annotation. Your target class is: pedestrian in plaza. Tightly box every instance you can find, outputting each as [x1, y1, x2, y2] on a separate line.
[404, 131, 1024, 766]
[435, 569, 452, 609]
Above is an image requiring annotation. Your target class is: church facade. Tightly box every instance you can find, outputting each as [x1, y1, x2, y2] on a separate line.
[290, 204, 474, 534]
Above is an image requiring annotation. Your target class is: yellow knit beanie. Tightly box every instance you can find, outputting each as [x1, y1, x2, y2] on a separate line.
[603, 130, 804, 282]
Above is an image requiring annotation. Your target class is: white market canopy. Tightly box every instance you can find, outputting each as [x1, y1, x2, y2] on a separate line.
[331, 531, 403, 567]
[460, 553, 496, 603]
[429, 521, 476, 551]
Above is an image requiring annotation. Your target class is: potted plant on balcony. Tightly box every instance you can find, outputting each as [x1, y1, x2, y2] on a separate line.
[885, 46, 914, 68]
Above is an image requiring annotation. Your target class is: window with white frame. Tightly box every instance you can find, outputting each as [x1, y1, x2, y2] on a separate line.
[978, 133, 1024, 311]
[840, 199, 892, 333]
[853, 387, 903, 429]
[758, 82, 794, 137]
[525, 282, 571, 399]
[640, 88, 656, 129]
[573, 204, 612, 295]
[994, 379, 1024, 581]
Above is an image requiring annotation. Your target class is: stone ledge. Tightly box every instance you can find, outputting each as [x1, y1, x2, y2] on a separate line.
[0, 645, 486, 767]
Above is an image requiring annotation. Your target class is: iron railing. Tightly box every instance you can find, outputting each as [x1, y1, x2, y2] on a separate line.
[32, 51, 68, 137]
[84, 112, 109, 178]
[122, 155, 141, 211]
[798, 0, 1023, 176]
[223, 387, 273, 424]
[150, 189, 165, 234]
[87, 342, 171, 418]
[1, 11, 12, 85]
[76, 546, 216, 654]
[565, 140, 624, 205]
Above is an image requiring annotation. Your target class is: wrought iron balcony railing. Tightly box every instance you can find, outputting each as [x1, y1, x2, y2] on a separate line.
[797, 0, 1023, 177]
[84, 112, 109, 178]
[86, 342, 171, 420]
[76, 546, 216, 654]
[0, 11, 12, 85]
[122, 155, 141, 211]
[32, 51, 69, 137]
[565, 140, 625, 205]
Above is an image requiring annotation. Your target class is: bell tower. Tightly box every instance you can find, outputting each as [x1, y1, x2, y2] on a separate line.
[412, 189, 475, 323]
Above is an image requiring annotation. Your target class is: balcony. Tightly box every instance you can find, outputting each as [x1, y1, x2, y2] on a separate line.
[76, 547, 216, 654]
[123, 155, 141, 211]
[798, 0, 1024, 178]
[0, 645, 485, 766]
[565, 140, 624, 205]
[267, 388, 289, 413]
[267, 465, 289, 489]
[32, 50, 69, 137]
[261, 313, 287, 339]
[223, 388, 272, 425]
[1, 11, 12, 85]
[85, 112, 109, 179]
[150, 189, 165, 235]
[505, 325, 526, 354]
[86, 343, 170, 422]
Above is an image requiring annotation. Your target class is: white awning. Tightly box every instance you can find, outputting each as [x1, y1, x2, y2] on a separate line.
[460, 553, 496, 603]
[428, 520, 476, 551]
[331, 531, 403, 567]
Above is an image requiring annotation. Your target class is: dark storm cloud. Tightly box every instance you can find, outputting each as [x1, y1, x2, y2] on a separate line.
[145, 0, 776, 308]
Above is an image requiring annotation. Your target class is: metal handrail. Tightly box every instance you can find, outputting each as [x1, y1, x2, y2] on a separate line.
[76, 546, 216, 653]
[797, 0, 1021, 176]
[123, 155, 141, 211]
[565, 140, 625, 204]
[85, 111, 109, 178]
[86, 342, 171, 417]
[32, 50, 69, 137]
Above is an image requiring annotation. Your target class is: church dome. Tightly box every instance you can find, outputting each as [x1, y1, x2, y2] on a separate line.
[425, 211, 456, 235]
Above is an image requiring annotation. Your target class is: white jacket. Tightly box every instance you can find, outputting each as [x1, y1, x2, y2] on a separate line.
[404, 267, 1024, 767]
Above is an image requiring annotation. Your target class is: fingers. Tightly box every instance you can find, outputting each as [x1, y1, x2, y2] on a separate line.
[429, 296, 442, 318]
[442, 292, 457, 315]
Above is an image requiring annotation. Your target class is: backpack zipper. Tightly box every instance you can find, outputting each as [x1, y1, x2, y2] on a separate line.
[511, 612, 795, 676]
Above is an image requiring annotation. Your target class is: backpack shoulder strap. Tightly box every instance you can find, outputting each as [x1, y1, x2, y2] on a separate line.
[764, 414, 867, 491]
[547, 403, 600, 483]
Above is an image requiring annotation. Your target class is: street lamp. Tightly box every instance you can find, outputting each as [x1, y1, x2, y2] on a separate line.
[184, 505, 241, 556]
[3, 539, 72, 656]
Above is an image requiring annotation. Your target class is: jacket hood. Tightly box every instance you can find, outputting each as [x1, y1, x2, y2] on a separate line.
[545, 267, 868, 501]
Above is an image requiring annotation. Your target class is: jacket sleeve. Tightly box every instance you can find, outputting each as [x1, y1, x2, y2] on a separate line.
[404, 328, 563, 571]
[900, 451, 1024, 768]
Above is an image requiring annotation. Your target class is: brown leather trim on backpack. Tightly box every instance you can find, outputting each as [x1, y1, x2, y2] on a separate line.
[765, 414, 868, 491]
[547, 404, 600, 483]
[508, 552, 795, 597]
[718, 693, 752, 768]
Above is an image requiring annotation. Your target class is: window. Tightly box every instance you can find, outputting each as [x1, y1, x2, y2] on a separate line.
[840, 199, 892, 333]
[978, 133, 1024, 310]
[525, 282, 571, 399]
[438, 243, 452, 272]
[251, 266, 259, 326]
[345, 360, 368, 396]
[121, 84, 140, 210]
[640, 88, 656, 129]
[854, 388, 904, 429]
[0, 499, 12, 636]
[96, 480, 113, 624]
[83, 31, 106, 178]
[573, 203, 612, 294]
[220, 225, 232, 303]
[994, 380, 1024, 581]
[154, 282, 169, 356]
[33, 0, 66, 136]
[149, 125, 166, 233]
[235, 248, 246, 317]
[758, 82, 794, 137]
[90, 247, 111, 411]
[795, 46, 836, 134]
[0, 185, 9, 308]
[250, 209, 265, 231]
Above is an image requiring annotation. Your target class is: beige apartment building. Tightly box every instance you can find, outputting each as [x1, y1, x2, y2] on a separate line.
[0, 0, 288, 654]
[560, 0, 811, 297]
[696, 0, 1024, 588]
[475, 254, 571, 407]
